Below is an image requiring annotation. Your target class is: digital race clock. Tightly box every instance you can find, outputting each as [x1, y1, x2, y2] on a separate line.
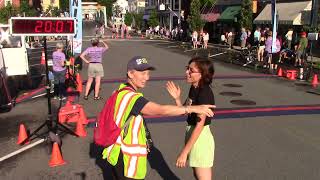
[10, 17, 76, 36]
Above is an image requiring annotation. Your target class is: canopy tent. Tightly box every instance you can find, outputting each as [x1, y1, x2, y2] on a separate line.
[201, 13, 221, 22]
[218, 6, 241, 21]
[253, 1, 312, 25]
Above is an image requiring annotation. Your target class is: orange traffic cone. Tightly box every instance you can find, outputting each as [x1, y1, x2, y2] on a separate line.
[277, 68, 283, 77]
[289, 72, 297, 81]
[75, 120, 87, 137]
[311, 74, 319, 87]
[76, 73, 83, 92]
[79, 106, 88, 124]
[67, 95, 75, 102]
[65, 100, 72, 107]
[49, 142, 66, 167]
[40, 49, 45, 65]
[17, 124, 29, 145]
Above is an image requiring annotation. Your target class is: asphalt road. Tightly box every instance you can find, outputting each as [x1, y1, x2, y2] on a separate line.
[1, 21, 320, 180]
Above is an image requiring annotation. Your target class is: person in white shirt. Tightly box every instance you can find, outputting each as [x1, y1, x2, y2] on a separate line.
[192, 31, 198, 49]
[227, 31, 233, 48]
[285, 28, 293, 50]
[203, 31, 209, 49]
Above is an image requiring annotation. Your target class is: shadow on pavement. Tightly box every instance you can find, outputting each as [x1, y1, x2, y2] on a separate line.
[89, 143, 180, 180]
[89, 142, 114, 180]
[148, 146, 180, 180]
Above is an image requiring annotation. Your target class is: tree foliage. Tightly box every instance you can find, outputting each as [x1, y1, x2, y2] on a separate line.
[59, 0, 69, 11]
[97, 0, 116, 18]
[124, 13, 133, 26]
[19, 0, 36, 16]
[148, 9, 159, 28]
[188, 0, 205, 31]
[0, 3, 16, 24]
[133, 12, 143, 30]
[112, 5, 122, 18]
[200, 0, 216, 7]
[239, 0, 253, 30]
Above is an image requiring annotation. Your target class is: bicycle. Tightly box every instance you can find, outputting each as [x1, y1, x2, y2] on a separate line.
[236, 46, 258, 67]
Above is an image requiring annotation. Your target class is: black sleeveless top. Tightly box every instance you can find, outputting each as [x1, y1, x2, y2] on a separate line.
[186, 84, 215, 126]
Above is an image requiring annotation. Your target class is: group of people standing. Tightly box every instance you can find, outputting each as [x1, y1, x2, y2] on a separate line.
[112, 24, 131, 39]
[192, 30, 210, 49]
[253, 27, 309, 71]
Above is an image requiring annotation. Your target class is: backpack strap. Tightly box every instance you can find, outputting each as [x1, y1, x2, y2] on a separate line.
[117, 85, 141, 137]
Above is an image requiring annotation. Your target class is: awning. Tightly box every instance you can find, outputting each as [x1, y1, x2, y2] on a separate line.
[253, 1, 312, 25]
[218, 6, 241, 21]
[201, 13, 220, 22]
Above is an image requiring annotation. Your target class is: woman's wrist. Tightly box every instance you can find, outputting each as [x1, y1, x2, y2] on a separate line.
[184, 106, 190, 115]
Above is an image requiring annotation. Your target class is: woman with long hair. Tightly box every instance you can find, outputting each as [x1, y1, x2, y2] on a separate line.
[167, 57, 215, 180]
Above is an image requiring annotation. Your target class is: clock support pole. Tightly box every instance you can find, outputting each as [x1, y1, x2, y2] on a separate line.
[20, 37, 78, 144]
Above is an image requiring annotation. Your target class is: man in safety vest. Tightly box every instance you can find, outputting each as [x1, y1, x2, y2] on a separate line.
[102, 56, 215, 180]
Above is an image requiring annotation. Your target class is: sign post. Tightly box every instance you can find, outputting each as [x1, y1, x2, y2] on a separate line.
[9, 17, 79, 144]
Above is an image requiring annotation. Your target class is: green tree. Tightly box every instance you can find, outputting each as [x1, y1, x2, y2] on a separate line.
[124, 13, 133, 26]
[18, 0, 36, 16]
[0, 2, 16, 24]
[59, 0, 69, 11]
[188, 0, 204, 31]
[148, 9, 159, 28]
[97, 0, 116, 18]
[133, 12, 144, 30]
[200, 0, 216, 7]
[239, 0, 253, 30]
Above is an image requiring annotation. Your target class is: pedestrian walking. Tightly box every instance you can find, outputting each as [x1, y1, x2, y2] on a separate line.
[52, 43, 67, 100]
[240, 28, 248, 49]
[192, 31, 198, 49]
[166, 57, 215, 180]
[257, 35, 266, 62]
[295, 32, 308, 66]
[203, 31, 209, 49]
[100, 56, 215, 180]
[285, 28, 293, 50]
[80, 38, 108, 100]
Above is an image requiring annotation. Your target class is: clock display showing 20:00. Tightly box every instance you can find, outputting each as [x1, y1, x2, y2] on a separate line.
[34, 20, 74, 33]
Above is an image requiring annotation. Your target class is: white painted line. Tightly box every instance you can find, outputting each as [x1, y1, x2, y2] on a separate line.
[82, 39, 166, 42]
[32, 93, 47, 99]
[208, 52, 227, 58]
[0, 139, 45, 162]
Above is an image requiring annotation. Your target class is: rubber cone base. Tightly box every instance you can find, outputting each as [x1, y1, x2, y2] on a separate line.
[49, 142, 66, 167]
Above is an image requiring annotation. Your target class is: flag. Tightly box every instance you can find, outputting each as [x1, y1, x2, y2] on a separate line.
[70, 0, 83, 54]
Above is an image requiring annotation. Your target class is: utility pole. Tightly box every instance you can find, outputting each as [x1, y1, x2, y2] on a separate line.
[178, 0, 181, 28]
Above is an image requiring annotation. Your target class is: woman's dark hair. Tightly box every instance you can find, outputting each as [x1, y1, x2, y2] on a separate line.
[188, 57, 214, 87]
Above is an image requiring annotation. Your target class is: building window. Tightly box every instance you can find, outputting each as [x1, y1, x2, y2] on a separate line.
[173, 0, 179, 10]
[4, 0, 12, 6]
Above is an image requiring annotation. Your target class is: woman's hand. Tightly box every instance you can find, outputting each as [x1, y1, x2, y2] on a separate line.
[166, 81, 181, 100]
[176, 151, 188, 168]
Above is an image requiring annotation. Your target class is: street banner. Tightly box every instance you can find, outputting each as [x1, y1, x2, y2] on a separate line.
[70, 0, 83, 54]
[271, 0, 277, 53]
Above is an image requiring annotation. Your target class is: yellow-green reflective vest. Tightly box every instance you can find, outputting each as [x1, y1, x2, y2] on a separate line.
[102, 84, 148, 179]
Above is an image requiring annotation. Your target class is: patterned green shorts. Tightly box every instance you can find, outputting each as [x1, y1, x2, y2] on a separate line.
[185, 125, 215, 168]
